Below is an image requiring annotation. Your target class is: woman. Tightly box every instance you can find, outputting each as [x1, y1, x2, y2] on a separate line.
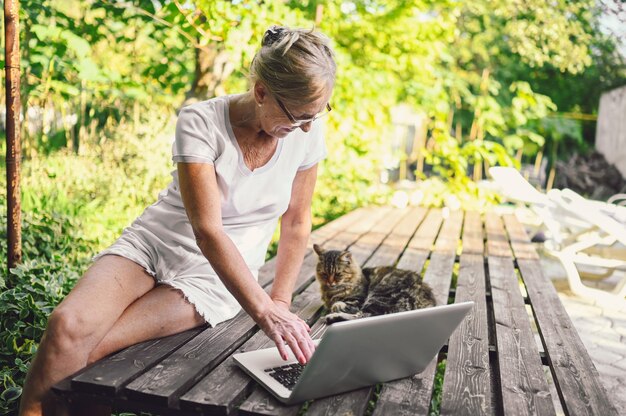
[19, 25, 336, 415]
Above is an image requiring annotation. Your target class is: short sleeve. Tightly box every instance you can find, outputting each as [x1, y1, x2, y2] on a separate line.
[298, 119, 328, 171]
[172, 106, 217, 164]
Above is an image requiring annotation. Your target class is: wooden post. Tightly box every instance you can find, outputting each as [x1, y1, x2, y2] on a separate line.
[5, 0, 22, 272]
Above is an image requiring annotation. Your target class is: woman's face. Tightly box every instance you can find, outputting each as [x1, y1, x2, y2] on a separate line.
[258, 86, 332, 138]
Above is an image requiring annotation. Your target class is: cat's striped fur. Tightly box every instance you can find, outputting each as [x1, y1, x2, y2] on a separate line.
[313, 244, 436, 323]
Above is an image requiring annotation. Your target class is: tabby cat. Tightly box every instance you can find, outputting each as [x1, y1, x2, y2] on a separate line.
[313, 244, 437, 324]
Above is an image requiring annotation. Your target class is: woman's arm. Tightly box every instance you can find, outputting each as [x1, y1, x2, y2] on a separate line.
[177, 162, 315, 363]
[271, 165, 319, 308]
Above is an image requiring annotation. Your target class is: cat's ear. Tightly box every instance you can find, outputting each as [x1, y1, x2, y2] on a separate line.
[313, 244, 325, 257]
[339, 251, 352, 264]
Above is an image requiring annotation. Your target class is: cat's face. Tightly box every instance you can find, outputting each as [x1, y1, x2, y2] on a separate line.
[313, 244, 358, 288]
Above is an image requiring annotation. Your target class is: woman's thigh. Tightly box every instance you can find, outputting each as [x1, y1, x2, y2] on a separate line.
[49, 254, 156, 349]
[89, 284, 206, 362]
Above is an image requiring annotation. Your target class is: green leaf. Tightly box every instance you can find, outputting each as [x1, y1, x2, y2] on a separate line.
[48, 80, 80, 96]
[61, 31, 91, 58]
[1, 386, 22, 402]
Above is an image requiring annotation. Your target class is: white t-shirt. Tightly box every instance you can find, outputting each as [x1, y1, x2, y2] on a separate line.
[157, 95, 327, 272]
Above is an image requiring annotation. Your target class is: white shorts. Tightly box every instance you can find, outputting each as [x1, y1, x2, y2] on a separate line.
[93, 199, 253, 327]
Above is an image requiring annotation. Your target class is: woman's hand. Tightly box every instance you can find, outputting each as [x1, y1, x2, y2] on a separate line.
[257, 301, 316, 364]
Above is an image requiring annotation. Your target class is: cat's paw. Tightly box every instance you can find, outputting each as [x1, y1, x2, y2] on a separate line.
[325, 312, 359, 324]
[330, 301, 348, 313]
[324, 313, 347, 324]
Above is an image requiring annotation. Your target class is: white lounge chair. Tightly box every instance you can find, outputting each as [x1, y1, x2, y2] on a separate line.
[489, 166, 626, 304]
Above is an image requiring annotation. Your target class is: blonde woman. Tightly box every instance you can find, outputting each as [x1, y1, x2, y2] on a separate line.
[20, 25, 336, 416]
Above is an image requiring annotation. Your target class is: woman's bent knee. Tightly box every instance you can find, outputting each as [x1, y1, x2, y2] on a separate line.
[45, 307, 98, 358]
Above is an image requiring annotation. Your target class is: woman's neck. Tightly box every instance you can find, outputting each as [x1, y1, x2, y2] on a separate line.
[228, 93, 261, 132]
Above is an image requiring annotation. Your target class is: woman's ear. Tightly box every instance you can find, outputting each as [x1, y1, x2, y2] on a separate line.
[254, 81, 268, 106]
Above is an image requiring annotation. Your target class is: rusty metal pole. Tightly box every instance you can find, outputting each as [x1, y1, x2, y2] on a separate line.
[5, 0, 22, 273]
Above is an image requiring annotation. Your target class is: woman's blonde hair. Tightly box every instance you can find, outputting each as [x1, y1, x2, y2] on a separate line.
[249, 26, 336, 106]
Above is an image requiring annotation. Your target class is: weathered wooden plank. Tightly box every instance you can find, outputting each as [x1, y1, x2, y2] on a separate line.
[70, 328, 204, 395]
[462, 211, 483, 255]
[488, 232, 555, 416]
[372, 360, 438, 416]
[485, 213, 512, 258]
[396, 208, 444, 271]
[342, 207, 410, 267]
[373, 209, 462, 415]
[440, 253, 492, 415]
[365, 206, 427, 268]
[124, 311, 258, 407]
[515, 258, 618, 416]
[434, 210, 463, 255]
[304, 386, 371, 416]
[501, 214, 539, 261]
[122, 208, 395, 408]
[233, 208, 419, 415]
[237, 386, 302, 416]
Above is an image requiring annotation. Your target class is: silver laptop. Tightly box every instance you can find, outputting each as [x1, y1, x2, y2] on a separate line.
[233, 301, 474, 404]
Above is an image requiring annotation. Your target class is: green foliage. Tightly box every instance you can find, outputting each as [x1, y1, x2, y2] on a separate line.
[3, 0, 194, 155]
[19, 111, 174, 247]
[0, 207, 95, 415]
[430, 359, 447, 415]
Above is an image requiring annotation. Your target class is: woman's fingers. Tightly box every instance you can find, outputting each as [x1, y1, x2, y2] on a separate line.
[282, 332, 306, 364]
[273, 324, 314, 363]
[296, 331, 315, 362]
[262, 303, 316, 363]
[273, 334, 290, 361]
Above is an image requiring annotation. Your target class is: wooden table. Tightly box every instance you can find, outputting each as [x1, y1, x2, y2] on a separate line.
[53, 206, 618, 415]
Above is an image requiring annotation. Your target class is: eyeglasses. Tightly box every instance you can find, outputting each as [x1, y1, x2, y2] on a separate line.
[274, 96, 332, 127]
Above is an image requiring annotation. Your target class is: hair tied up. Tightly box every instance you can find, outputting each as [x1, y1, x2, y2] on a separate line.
[262, 26, 285, 47]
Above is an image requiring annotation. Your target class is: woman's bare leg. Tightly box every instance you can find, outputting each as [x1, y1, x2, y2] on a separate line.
[88, 284, 205, 363]
[18, 255, 156, 416]
[65, 284, 206, 416]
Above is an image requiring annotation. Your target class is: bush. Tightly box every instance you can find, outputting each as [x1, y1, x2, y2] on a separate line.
[0, 208, 96, 415]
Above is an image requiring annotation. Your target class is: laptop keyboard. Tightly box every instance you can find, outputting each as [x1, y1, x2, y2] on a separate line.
[264, 363, 306, 390]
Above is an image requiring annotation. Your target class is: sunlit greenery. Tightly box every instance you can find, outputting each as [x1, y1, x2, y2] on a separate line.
[1, 1, 625, 414]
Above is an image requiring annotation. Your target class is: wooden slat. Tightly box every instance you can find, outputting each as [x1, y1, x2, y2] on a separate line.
[373, 209, 463, 415]
[70, 328, 203, 395]
[237, 387, 301, 416]
[516, 258, 618, 416]
[505, 211, 618, 415]
[124, 312, 258, 407]
[396, 208, 443, 271]
[501, 214, 539, 260]
[488, 215, 555, 416]
[346, 207, 411, 264]
[235, 208, 418, 415]
[434, 210, 463, 255]
[371, 360, 438, 416]
[302, 387, 371, 416]
[365, 206, 427, 267]
[440, 254, 492, 415]
[485, 213, 512, 258]
[462, 211, 484, 255]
